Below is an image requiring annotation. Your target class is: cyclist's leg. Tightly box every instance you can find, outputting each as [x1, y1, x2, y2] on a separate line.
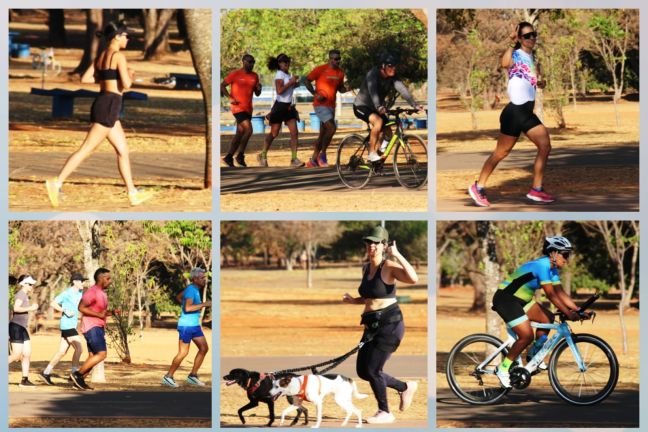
[526, 301, 553, 341]
[506, 320, 534, 361]
[367, 113, 384, 155]
[524, 124, 551, 190]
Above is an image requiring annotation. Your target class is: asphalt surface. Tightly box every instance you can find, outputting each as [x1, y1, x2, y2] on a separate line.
[9, 390, 211, 419]
[437, 145, 639, 212]
[9, 152, 204, 180]
[221, 166, 427, 193]
[436, 387, 639, 427]
[220, 355, 427, 379]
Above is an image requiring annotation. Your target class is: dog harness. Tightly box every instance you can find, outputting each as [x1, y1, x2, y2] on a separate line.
[246, 373, 273, 396]
[297, 375, 321, 402]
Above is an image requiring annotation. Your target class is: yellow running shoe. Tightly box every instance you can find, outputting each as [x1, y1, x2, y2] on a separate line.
[45, 177, 60, 207]
[128, 189, 154, 206]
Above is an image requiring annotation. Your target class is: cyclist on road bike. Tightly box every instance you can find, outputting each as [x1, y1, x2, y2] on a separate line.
[353, 53, 424, 163]
[491, 236, 589, 388]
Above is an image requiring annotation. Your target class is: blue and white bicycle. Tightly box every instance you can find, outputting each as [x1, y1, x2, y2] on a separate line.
[446, 295, 618, 405]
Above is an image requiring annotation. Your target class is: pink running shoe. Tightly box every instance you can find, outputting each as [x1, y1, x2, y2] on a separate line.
[526, 188, 555, 203]
[305, 158, 319, 168]
[317, 153, 329, 167]
[468, 182, 490, 207]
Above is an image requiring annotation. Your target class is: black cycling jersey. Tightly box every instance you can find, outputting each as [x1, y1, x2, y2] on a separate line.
[353, 66, 417, 110]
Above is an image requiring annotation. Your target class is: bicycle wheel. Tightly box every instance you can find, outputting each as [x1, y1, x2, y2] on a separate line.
[336, 133, 372, 189]
[446, 333, 510, 404]
[549, 333, 619, 405]
[393, 134, 427, 189]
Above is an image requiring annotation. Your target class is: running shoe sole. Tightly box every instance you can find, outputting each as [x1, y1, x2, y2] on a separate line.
[468, 185, 489, 207]
[129, 191, 154, 206]
[39, 373, 54, 386]
[69, 373, 87, 390]
[526, 193, 555, 203]
[162, 376, 179, 388]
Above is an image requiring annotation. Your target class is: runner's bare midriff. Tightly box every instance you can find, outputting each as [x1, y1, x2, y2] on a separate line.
[363, 297, 397, 312]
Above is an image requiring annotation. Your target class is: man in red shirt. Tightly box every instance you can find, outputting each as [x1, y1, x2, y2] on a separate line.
[70, 267, 112, 390]
[304, 50, 349, 167]
[221, 54, 262, 167]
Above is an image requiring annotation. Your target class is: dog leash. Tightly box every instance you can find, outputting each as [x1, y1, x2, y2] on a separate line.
[271, 334, 374, 375]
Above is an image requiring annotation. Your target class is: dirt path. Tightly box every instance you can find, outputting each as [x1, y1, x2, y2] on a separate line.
[436, 387, 638, 428]
[9, 391, 211, 419]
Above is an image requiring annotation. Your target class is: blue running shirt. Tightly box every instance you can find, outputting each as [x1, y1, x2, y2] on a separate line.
[178, 284, 202, 327]
[54, 287, 83, 330]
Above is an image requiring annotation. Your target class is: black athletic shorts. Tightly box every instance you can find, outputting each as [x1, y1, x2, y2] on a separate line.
[499, 100, 542, 137]
[266, 101, 299, 124]
[61, 328, 79, 338]
[491, 291, 531, 327]
[9, 322, 30, 343]
[234, 112, 252, 124]
[353, 105, 388, 124]
[90, 92, 123, 128]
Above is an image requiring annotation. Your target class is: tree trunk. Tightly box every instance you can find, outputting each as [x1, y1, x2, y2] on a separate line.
[48, 10, 67, 47]
[142, 9, 174, 60]
[72, 9, 103, 78]
[185, 9, 213, 189]
[76, 221, 101, 279]
[479, 222, 501, 337]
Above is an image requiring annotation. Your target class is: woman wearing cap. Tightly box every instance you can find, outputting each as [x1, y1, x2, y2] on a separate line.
[257, 53, 304, 168]
[45, 20, 153, 208]
[8, 275, 40, 387]
[342, 226, 419, 424]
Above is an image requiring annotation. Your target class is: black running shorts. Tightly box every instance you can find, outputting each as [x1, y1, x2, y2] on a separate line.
[9, 322, 30, 343]
[90, 92, 123, 128]
[266, 101, 299, 124]
[234, 112, 252, 124]
[499, 100, 542, 137]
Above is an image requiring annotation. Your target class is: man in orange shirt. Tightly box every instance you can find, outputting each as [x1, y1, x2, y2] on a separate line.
[304, 50, 349, 167]
[221, 54, 262, 167]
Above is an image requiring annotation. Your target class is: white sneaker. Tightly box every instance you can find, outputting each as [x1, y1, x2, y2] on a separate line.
[366, 410, 395, 424]
[368, 152, 381, 162]
[186, 374, 206, 386]
[399, 381, 418, 411]
[162, 375, 179, 388]
[495, 366, 512, 388]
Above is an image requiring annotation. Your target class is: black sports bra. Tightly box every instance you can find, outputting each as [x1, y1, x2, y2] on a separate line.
[97, 52, 119, 81]
[358, 261, 396, 299]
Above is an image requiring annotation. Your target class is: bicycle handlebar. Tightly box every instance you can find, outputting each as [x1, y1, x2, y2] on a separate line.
[387, 107, 426, 115]
[558, 294, 599, 322]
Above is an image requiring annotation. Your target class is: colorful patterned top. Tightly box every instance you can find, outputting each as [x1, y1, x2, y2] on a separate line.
[507, 49, 537, 105]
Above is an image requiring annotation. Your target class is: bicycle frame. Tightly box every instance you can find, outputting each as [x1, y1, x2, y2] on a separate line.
[380, 114, 407, 158]
[476, 321, 587, 375]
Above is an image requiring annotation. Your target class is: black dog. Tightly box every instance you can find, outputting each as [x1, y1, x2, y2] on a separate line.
[223, 368, 308, 427]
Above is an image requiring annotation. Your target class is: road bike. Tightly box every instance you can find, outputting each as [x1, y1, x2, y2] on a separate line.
[335, 107, 427, 189]
[446, 295, 618, 406]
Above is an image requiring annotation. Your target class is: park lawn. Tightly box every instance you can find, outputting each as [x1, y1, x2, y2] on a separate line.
[436, 285, 640, 390]
[220, 266, 429, 426]
[8, 325, 212, 392]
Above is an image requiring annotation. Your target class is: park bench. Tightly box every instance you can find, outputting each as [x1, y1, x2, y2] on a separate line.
[30, 87, 148, 119]
[170, 73, 201, 90]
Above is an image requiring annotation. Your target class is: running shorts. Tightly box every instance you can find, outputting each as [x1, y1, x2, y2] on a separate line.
[90, 92, 123, 128]
[353, 105, 388, 124]
[9, 322, 29, 343]
[492, 291, 534, 327]
[83, 326, 107, 353]
[499, 100, 542, 137]
[266, 101, 299, 124]
[61, 328, 79, 338]
[314, 106, 335, 124]
[177, 325, 205, 343]
[234, 112, 252, 123]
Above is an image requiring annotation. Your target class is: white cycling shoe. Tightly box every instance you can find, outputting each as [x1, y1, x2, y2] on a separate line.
[495, 366, 512, 388]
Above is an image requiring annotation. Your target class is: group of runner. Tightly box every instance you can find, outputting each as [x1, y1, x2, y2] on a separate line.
[8, 268, 211, 389]
[220, 50, 423, 168]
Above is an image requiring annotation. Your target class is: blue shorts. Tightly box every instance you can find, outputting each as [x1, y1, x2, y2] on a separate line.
[84, 326, 107, 354]
[178, 326, 204, 343]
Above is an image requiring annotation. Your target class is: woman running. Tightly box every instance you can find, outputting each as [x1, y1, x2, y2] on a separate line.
[9, 275, 39, 387]
[257, 53, 304, 168]
[468, 21, 554, 207]
[342, 226, 419, 424]
[45, 21, 153, 207]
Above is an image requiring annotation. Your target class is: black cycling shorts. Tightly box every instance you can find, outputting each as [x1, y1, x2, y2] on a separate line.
[492, 291, 530, 327]
[499, 100, 542, 137]
[266, 101, 299, 124]
[90, 92, 122, 128]
[234, 112, 252, 124]
[9, 322, 30, 343]
[353, 105, 388, 125]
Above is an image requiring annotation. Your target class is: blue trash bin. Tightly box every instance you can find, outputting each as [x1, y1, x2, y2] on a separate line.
[251, 115, 266, 134]
[414, 118, 428, 129]
[16, 43, 30, 58]
[309, 112, 320, 132]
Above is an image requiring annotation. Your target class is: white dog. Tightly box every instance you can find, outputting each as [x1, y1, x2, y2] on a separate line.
[271, 373, 368, 428]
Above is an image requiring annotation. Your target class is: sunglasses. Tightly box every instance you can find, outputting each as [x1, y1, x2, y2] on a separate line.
[385, 63, 397, 68]
[364, 240, 382, 245]
[560, 251, 571, 259]
[331, 56, 341, 61]
[245, 60, 256, 64]
[521, 31, 537, 40]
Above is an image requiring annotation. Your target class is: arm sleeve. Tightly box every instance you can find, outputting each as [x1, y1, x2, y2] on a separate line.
[54, 291, 65, 305]
[366, 69, 382, 108]
[537, 261, 554, 286]
[306, 66, 321, 82]
[394, 80, 417, 107]
[223, 71, 235, 85]
[81, 290, 96, 307]
[550, 268, 562, 285]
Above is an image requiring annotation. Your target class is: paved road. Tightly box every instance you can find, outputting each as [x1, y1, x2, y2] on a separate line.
[9, 152, 204, 180]
[220, 355, 427, 379]
[9, 391, 211, 419]
[221, 166, 427, 194]
[436, 387, 639, 427]
[437, 145, 639, 212]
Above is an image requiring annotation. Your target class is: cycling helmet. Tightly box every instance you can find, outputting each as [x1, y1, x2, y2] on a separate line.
[543, 236, 573, 255]
[380, 53, 400, 66]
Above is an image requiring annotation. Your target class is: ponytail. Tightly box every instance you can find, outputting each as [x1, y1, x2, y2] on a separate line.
[267, 53, 291, 71]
